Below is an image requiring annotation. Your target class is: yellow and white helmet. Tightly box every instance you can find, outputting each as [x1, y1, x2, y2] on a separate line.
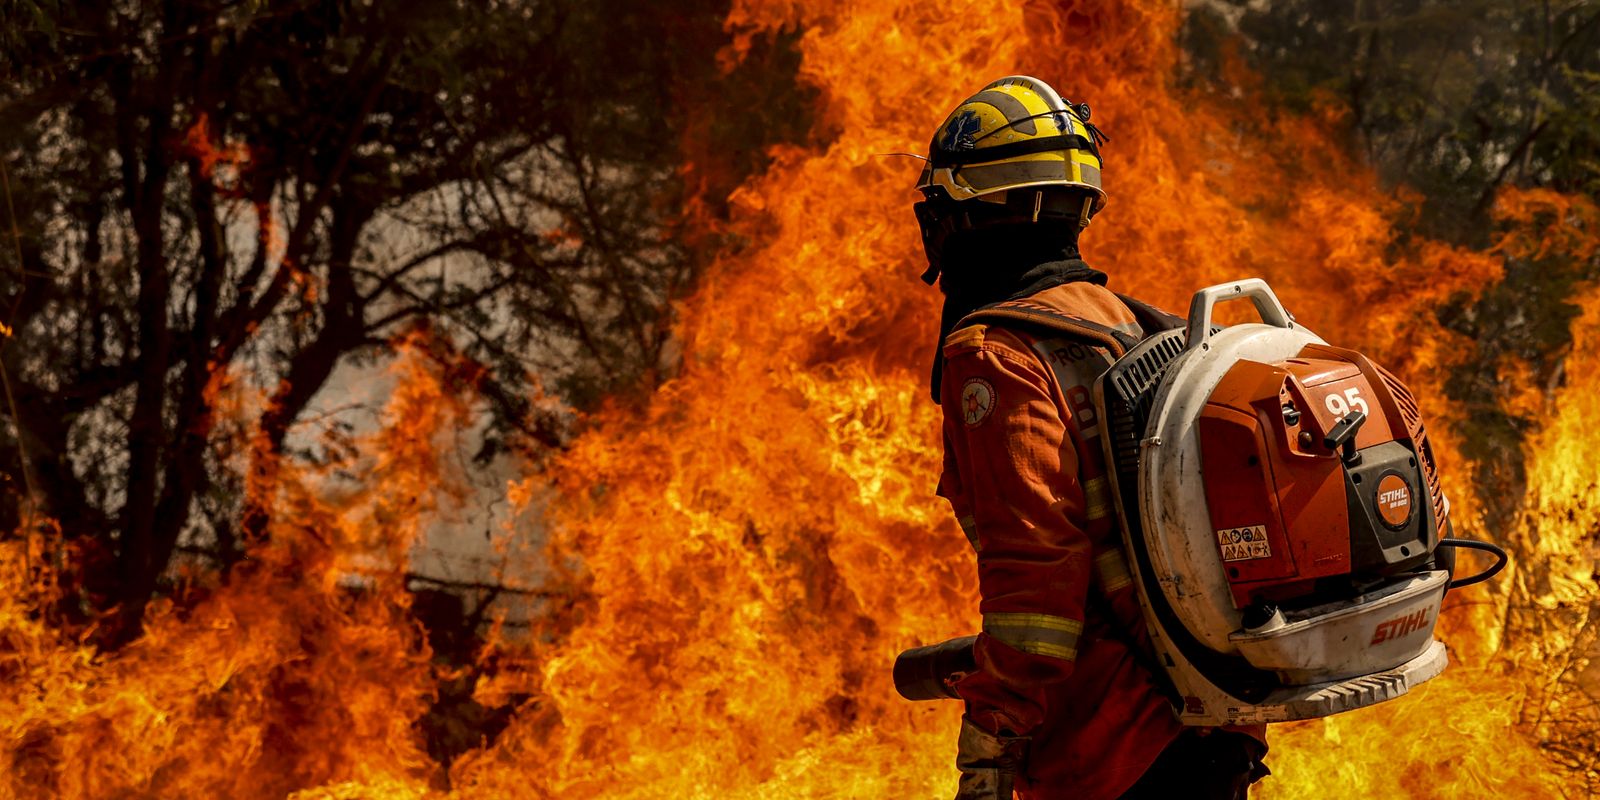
[916, 75, 1106, 208]
[913, 75, 1108, 284]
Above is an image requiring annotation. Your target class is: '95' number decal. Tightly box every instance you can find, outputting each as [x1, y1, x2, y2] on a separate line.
[1325, 386, 1369, 418]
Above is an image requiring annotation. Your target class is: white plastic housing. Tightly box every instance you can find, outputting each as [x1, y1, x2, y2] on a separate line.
[1230, 570, 1448, 684]
[1099, 279, 1453, 725]
[1139, 321, 1324, 652]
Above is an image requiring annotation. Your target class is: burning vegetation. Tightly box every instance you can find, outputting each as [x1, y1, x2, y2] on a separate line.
[2, 0, 1599, 798]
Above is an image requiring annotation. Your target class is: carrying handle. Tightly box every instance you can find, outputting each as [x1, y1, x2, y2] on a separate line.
[1184, 278, 1295, 352]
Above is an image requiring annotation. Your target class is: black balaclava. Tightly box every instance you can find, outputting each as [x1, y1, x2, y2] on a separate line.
[930, 220, 1106, 402]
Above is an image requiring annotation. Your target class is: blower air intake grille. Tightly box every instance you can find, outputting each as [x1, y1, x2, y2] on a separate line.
[1376, 365, 1448, 534]
[1381, 369, 1423, 427]
[1106, 329, 1189, 480]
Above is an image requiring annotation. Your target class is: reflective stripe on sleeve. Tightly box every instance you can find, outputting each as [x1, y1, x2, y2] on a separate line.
[1084, 476, 1112, 521]
[983, 612, 1082, 661]
[1094, 547, 1133, 594]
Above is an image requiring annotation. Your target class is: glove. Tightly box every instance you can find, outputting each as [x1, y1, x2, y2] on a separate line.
[954, 716, 1029, 800]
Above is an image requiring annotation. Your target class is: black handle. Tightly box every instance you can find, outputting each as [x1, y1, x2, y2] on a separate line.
[1323, 409, 1367, 463]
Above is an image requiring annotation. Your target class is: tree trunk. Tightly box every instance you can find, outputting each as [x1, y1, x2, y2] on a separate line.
[239, 199, 372, 550]
[104, 1, 182, 648]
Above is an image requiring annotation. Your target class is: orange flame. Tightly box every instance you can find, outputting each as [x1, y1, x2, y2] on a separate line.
[1, 333, 483, 797]
[458, 0, 1584, 796]
[3, 1, 1598, 798]
[177, 112, 254, 191]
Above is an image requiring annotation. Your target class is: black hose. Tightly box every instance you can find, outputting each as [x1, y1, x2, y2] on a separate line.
[1438, 538, 1508, 589]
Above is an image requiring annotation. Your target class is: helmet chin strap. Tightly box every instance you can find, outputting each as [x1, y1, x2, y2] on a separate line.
[1078, 195, 1093, 230]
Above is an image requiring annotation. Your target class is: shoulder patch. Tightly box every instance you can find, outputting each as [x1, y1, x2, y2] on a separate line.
[943, 324, 988, 355]
[960, 377, 996, 426]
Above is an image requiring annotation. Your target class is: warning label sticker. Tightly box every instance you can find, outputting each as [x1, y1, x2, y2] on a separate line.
[1216, 525, 1271, 562]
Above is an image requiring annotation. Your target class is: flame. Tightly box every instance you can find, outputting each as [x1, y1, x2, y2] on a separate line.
[461, 0, 1587, 795]
[1, 333, 477, 797]
[4, 0, 1599, 798]
[175, 114, 303, 303]
[177, 113, 254, 191]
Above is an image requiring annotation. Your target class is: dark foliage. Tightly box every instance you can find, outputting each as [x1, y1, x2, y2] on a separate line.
[1185, 0, 1600, 240]
[0, 0, 810, 645]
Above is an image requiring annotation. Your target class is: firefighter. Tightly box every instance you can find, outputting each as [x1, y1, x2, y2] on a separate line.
[913, 76, 1269, 799]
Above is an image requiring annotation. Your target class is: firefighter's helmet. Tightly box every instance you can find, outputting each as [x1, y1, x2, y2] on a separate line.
[915, 75, 1108, 284]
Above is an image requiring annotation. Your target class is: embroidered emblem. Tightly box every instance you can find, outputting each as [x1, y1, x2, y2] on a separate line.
[942, 110, 982, 152]
[961, 378, 995, 426]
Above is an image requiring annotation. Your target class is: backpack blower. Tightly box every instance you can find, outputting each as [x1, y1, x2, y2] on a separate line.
[895, 278, 1506, 726]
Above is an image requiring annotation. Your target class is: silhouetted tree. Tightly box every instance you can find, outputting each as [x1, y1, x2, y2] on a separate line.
[0, 0, 810, 644]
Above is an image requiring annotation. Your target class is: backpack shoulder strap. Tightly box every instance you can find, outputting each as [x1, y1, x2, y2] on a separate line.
[934, 294, 1168, 401]
[956, 299, 1139, 357]
[1114, 293, 1185, 334]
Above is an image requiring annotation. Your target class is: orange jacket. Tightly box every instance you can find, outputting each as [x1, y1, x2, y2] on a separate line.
[937, 280, 1185, 799]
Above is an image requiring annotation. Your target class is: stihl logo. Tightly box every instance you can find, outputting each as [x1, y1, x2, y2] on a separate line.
[1371, 605, 1433, 645]
[1375, 473, 1414, 529]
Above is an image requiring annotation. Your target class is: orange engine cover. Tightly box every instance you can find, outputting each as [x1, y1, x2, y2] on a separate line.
[1197, 344, 1440, 608]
